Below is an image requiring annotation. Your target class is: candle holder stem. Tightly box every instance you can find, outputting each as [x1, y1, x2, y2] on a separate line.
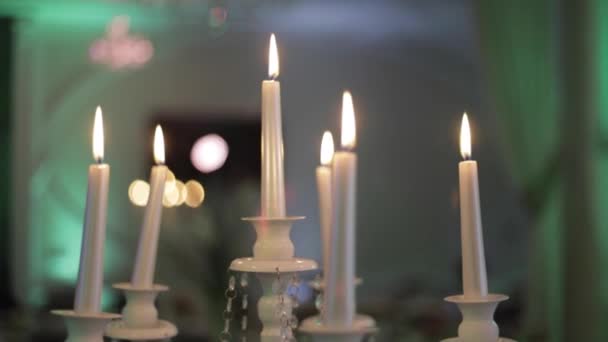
[258, 272, 293, 341]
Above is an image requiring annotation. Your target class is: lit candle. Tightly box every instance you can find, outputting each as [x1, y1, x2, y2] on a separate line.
[74, 106, 110, 313]
[260, 33, 286, 217]
[458, 113, 488, 297]
[131, 125, 168, 287]
[325, 91, 357, 326]
[316, 131, 334, 276]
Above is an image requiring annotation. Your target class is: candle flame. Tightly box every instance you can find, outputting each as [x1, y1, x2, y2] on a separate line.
[93, 106, 104, 162]
[268, 33, 279, 79]
[320, 131, 335, 166]
[460, 113, 471, 159]
[154, 125, 165, 165]
[341, 91, 356, 149]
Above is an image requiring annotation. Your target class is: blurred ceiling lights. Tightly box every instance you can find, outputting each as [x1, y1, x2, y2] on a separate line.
[191, 134, 229, 174]
[90, 15, 153, 70]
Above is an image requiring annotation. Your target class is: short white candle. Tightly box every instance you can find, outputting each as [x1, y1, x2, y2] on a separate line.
[131, 125, 168, 288]
[74, 106, 110, 313]
[316, 131, 334, 276]
[325, 91, 357, 327]
[458, 113, 488, 297]
[260, 33, 286, 218]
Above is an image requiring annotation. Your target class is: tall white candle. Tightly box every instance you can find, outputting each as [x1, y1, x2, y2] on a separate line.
[131, 125, 168, 287]
[458, 113, 488, 297]
[261, 33, 286, 218]
[325, 91, 357, 326]
[74, 106, 110, 313]
[316, 131, 335, 276]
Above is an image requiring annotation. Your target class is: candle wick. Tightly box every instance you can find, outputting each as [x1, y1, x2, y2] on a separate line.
[96, 157, 103, 164]
[270, 74, 278, 81]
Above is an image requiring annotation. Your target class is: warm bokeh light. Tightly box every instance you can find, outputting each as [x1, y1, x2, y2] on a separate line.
[320, 131, 335, 166]
[128, 180, 150, 207]
[268, 33, 279, 79]
[460, 113, 471, 160]
[154, 125, 165, 165]
[191, 134, 229, 173]
[93, 106, 104, 162]
[184, 180, 205, 208]
[163, 182, 180, 207]
[175, 180, 187, 206]
[165, 169, 176, 193]
[341, 91, 356, 149]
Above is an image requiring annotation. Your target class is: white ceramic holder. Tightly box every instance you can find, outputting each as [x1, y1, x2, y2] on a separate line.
[230, 216, 317, 342]
[52, 310, 120, 342]
[442, 294, 516, 342]
[299, 314, 377, 342]
[105, 283, 178, 341]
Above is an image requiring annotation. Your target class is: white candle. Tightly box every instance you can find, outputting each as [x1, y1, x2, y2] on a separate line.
[131, 125, 168, 287]
[325, 91, 357, 326]
[458, 113, 488, 297]
[260, 33, 286, 218]
[316, 131, 335, 276]
[74, 106, 110, 313]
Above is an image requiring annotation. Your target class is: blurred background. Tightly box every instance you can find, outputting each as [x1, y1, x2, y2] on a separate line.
[0, 0, 604, 341]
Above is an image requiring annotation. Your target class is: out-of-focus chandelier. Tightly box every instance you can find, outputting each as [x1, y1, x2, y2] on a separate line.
[90, 15, 153, 70]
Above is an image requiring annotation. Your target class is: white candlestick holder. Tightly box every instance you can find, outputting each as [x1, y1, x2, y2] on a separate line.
[104, 283, 178, 341]
[442, 294, 516, 342]
[299, 314, 377, 342]
[52, 310, 120, 342]
[229, 216, 317, 341]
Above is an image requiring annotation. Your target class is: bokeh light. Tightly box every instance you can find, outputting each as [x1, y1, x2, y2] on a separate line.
[184, 180, 205, 207]
[163, 181, 180, 208]
[190, 134, 229, 173]
[165, 169, 176, 194]
[175, 180, 187, 206]
[128, 180, 150, 207]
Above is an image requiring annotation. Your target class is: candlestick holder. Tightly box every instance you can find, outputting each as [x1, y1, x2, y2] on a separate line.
[441, 294, 516, 342]
[52, 310, 120, 342]
[299, 314, 377, 342]
[228, 216, 317, 341]
[104, 283, 178, 341]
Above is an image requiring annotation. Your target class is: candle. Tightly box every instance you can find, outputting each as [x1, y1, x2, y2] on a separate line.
[316, 131, 335, 276]
[260, 33, 286, 217]
[131, 125, 168, 287]
[458, 113, 488, 297]
[325, 91, 357, 326]
[74, 106, 110, 313]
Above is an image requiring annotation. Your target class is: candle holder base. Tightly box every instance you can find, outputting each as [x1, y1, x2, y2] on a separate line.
[105, 283, 178, 341]
[442, 294, 516, 342]
[299, 314, 377, 342]
[105, 319, 177, 341]
[230, 257, 317, 273]
[51, 310, 120, 342]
